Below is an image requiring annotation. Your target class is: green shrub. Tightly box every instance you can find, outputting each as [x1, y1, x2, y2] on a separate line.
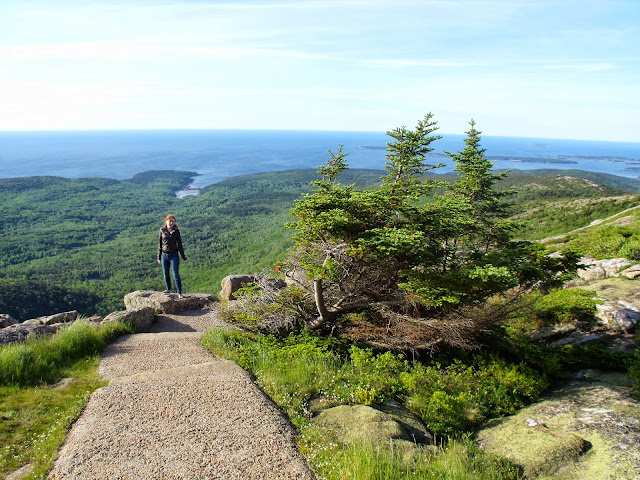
[509, 335, 635, 379]
[509, 337, 563, 377]
[533, 288, 600, 325]
[203, 330, 549, 437]
[402, 355, 548, 436]
[346, 347, 410, 405]
[559, 343, 634, 372]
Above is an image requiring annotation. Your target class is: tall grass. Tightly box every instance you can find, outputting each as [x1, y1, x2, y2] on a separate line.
[299, 431, 521, 480]
[202, 329, 347, 425]
[0, 320, 132, 386]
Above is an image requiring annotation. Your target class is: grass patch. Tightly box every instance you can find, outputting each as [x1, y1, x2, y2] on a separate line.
[299, 425, 521, 480]
[0, 320, 131, 479]
[202, 328, 544, 479]
[0, 320, 131, 387]
[562, 223, 640, 260]
[0, 356, 105, 479]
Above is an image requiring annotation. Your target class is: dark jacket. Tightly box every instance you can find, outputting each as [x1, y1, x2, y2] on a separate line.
[158, 227, 186, 261]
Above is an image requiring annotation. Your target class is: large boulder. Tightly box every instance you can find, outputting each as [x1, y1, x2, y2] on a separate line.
[528, 322, 577, 343]
[595, 301, 640, 333]
[576, 264, 606, 282]
[18, 310, 78, 327]
[0, 314, 18, 328]
[478, 419, 588, 477]
[311, 403, 432, 446]
[40, 310, 78, 325]
[477, 370, 640, 479]
[103, 307, 155, 332]
[0, 323, 58, 345]
[220, 275, 287, 301]
[124, 291, 217, 314]
[220, 275, 257, 301]
[600, 258, 632, 276]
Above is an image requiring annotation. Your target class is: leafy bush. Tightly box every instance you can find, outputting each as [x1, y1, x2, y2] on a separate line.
[533, 288, 600, 325]
[402, 355, 548, 436]
[345, 347, 410, 405]
[559, 343, 636, 372]
[505, 288, 599, 333]
[0, 320, 131, 386]
[509, 336, 635, 379]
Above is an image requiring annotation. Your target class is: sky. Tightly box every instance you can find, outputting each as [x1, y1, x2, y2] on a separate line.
[1, 0, 638, 142]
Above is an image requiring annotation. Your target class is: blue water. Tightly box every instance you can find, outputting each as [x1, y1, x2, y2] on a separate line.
[1, 130, 639, 189]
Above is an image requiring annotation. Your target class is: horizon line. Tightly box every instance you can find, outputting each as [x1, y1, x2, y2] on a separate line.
[0, 127, 638, 145]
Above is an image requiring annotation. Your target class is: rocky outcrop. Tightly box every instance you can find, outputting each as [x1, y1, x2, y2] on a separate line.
[220, 274, 287, 301]
[0, 323, 60, 345]
[124, 291, 217, 314]
[103, 307, 155, 332]
[0, 314, 18, 328]
[220, 275, 257, 300]
[477, 370, 640, 479]
[577, 256, 633, 282]
[0, 311, 79, 345]
[0, 292, 218, 345]
[596, 300, 640, 333]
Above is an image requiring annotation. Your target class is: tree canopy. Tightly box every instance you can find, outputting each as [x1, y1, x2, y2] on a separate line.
[253, 114, 579, 351]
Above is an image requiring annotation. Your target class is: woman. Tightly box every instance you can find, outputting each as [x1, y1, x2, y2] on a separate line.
[157, 214, 187, 297]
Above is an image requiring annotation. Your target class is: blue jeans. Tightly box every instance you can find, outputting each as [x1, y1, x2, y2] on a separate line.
[161, 252, 182, 294]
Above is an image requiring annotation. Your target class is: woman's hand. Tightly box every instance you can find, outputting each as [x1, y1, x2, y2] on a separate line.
[157, 259, 161, 264]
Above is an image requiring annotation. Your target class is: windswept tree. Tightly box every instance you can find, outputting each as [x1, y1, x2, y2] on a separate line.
[232, 114, 577, 351]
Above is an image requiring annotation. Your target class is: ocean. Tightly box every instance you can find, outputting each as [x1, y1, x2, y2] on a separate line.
[1, 130, 639, 193]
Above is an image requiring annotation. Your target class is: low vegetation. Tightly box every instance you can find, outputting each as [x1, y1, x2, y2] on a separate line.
[0, 321, 131, 478]
[202, 324, 637, 479]
[202, 328, 529, 478]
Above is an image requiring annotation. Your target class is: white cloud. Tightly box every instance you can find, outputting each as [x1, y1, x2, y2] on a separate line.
[361, 58, 484, 68]
[0, 41, 324, 61]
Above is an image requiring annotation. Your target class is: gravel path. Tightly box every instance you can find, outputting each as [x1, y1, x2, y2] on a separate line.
[48, 308, 316, 480]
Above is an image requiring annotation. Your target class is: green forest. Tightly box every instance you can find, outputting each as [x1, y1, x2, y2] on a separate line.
[1, 159, 640, 321]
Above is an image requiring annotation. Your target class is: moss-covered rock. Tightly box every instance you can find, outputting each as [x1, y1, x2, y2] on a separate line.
[476, 370, 640, 479]
[477, 420, 587, 477]
[311, 403, 433, 446]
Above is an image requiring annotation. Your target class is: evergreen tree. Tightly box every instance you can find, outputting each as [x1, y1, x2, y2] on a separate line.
[281, 114, 576, 350]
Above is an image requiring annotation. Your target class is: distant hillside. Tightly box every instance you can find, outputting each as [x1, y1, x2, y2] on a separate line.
[498, 168, 640, 194]
[1, 168, 638, 320]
